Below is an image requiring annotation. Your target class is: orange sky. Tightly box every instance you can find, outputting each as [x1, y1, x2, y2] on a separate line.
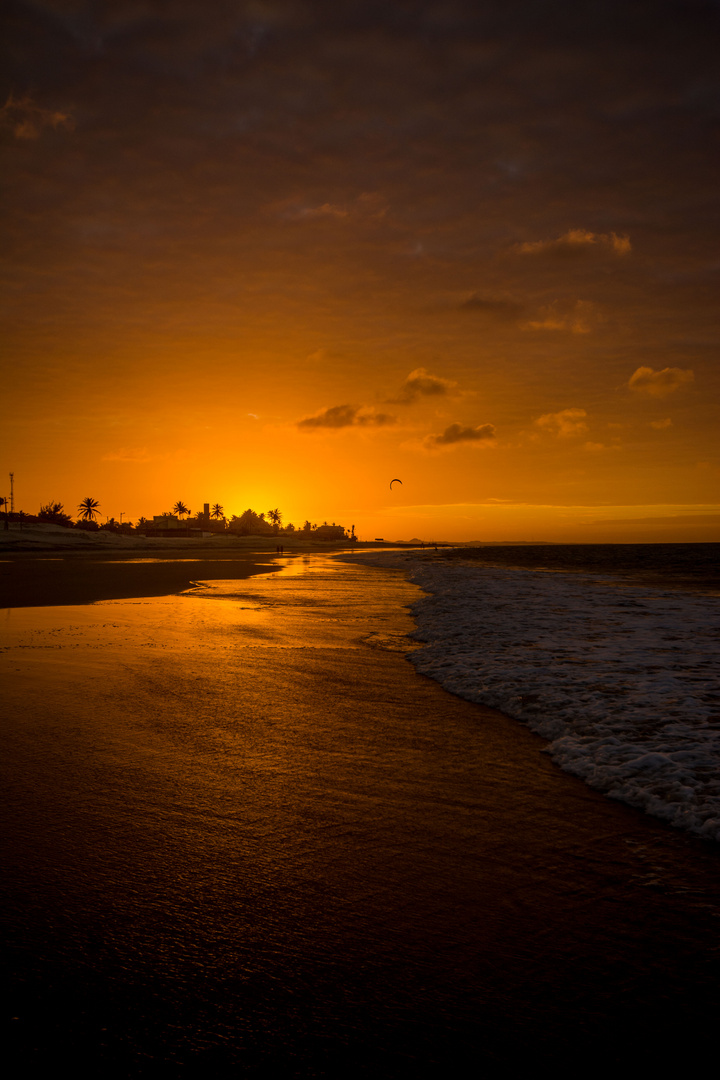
[2, 1, 718, 541]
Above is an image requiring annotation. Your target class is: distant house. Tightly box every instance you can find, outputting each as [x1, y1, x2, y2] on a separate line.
[314, 524, 346, 540]
[140, 514, 208, 538]
[139, 514, 184, 537]
[139, 504, 224, 538]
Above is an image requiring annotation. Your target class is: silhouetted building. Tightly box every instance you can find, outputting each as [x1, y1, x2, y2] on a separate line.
[314, 524, 346, 540]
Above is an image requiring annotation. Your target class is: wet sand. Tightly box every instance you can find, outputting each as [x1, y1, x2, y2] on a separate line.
[3, 557, 720, 1074]
[0, 551, 281, 607]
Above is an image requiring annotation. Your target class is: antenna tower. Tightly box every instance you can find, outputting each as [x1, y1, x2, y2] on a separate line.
[9, 472, 14, 513]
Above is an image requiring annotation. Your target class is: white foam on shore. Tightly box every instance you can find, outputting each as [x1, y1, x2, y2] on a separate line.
[341, 552, 720, 841]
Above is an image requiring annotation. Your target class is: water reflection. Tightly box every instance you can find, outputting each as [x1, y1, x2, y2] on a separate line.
[1, 557, 422, 664]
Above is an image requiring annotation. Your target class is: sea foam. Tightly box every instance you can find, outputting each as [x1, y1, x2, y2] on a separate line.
[341, 552, 720, 841]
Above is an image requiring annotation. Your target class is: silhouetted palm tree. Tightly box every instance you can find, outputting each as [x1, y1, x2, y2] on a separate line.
[211, 503, 224, 520]
[267, 508, 282, 527]
[173, 501, 189, 519]
[77, 497, 100, 521]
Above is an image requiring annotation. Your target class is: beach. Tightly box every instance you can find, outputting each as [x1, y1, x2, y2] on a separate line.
[2, 549, 720, 1074]
[0, 551, 281, 607]
[0, 523, 359, 607]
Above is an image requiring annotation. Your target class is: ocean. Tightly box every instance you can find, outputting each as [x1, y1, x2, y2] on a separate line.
[2, 547, 720, 1074]
[343, 543, 720, 840]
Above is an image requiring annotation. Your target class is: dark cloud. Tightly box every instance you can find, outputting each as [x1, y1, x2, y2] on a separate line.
[0, 93, 74, 139]
[458, 294, 524, 319]
[425, 422, 496, 448]
[297, 404, 396, 430]
[389, 367, 456, 405]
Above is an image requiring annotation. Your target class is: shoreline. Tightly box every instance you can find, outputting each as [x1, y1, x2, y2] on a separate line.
[0, 529, 428, 609]
[0, 522, 430, 555]
[0, 551, 285, 608]
[342, 548, 720, 844]
[340, 542, 720, 598]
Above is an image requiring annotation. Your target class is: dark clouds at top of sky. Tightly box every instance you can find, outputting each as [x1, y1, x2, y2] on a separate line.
[2, 0, 719, 352]
[4, 1, 719, 210]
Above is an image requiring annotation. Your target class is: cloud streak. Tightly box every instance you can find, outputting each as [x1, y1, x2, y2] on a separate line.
[515, 229, 631, 257]
[628, 367, 694, 397]
[424, 422, 496, 449]
[535, 409, 589, 438]
[102, 447, 154, 463]
[297, 404, 396, 430]
[0, 93, 74, 140]
[277, 192, 388, 223]
[458, 294, 524, 319]
[524, 301, 600, 335]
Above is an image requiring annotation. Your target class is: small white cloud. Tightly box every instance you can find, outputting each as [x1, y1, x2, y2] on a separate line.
[388, 367, 457, 405]
[535, 408, 589, 438]
[515, 229, 631, 257]
[628, 367, 694, 397]
[275, 192, 388, 223]
[649, 417, 673, 429]
[0, 93, 74, 140]
[296, 203, 349, 220]
[611, 234, 632, 255]
[524, 300, 600, 335]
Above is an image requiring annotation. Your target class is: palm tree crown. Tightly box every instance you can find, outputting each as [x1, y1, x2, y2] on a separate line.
[211, 503, 224, 520]
[78, 497, 100, 521]
[173, 501, 189, 518]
